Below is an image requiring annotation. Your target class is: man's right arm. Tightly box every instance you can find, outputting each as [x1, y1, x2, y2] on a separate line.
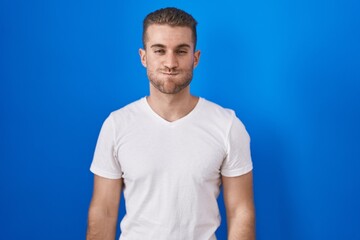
[86, 175, 123, 240]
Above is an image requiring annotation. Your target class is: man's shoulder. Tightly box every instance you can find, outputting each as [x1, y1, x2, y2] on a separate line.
[200, 98, 236, 120]
[108, 97, 146, 122]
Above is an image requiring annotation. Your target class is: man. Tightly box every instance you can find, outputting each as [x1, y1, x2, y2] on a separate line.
[87, 7, 255, 240]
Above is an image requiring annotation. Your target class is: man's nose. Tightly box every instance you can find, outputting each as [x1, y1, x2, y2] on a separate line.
[163, 53, 178, 69]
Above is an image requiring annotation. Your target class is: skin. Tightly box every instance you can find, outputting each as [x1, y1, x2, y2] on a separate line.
[139, 24, 201, 122]
[87, 176, 122, 240]
[86, 23, 255, 240]
[223, 172, 256, 240]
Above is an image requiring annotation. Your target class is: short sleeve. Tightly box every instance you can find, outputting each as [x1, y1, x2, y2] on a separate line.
[221, 114, 253, 177]
[90, 114, 122, 179]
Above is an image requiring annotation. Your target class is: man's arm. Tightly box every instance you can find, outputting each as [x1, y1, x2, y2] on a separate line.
[86, 175, 122, 240]
[222, 171, 255, 240]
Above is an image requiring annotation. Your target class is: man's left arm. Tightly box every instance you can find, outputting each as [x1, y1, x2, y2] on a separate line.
[222, 171, 255, 240]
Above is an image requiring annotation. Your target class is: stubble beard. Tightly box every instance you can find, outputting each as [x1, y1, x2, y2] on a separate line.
[147, 70, 193, 95]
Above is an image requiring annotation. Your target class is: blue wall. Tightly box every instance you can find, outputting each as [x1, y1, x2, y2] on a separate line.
[1, 0, 359, 239]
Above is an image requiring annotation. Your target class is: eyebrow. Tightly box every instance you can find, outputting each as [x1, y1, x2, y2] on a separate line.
[150, 44, 191, 49]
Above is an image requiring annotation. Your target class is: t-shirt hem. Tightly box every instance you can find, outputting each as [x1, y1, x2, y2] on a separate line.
[90, 165, 122, 179]
[221, 163, 253, 177]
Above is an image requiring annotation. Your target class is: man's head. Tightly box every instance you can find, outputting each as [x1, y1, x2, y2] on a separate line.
[142, 7, 198, 50]
[139, 7, 200, 95]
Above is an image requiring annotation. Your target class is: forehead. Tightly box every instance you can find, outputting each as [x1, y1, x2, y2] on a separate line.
[145, 24, 194, 48]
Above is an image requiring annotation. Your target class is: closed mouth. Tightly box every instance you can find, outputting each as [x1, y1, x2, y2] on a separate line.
[161, 72, 179, 75]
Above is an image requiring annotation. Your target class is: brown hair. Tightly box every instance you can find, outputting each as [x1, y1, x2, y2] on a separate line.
[142, 7, 198, 50]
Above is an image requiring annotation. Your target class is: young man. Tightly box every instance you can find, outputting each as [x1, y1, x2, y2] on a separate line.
[87, 7, 255, 240]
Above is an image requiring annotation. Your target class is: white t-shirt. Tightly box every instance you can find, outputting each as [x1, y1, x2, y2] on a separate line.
[90, 97, 253, 240]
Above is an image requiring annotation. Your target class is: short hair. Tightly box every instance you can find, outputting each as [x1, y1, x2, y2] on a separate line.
[142, 7, 198, 50]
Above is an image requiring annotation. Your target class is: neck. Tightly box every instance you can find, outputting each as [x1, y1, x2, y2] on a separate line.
[147, 86, 199, 122]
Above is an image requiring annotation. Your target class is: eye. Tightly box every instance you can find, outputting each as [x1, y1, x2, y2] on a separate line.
[176, 50, 188, 55]
[154, 49, 165, 54]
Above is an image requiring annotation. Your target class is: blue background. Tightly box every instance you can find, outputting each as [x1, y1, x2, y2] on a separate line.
[1, 0, 359, 239]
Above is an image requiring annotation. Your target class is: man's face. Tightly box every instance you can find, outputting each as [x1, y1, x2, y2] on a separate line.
[139, 24, 200, 95]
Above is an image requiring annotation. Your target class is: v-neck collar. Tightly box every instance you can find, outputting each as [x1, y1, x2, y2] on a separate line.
[141, 96, 203, 126]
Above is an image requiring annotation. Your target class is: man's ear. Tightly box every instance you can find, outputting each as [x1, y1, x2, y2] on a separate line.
[193, 50, 201, 68]
[139, 48, 147, 67]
